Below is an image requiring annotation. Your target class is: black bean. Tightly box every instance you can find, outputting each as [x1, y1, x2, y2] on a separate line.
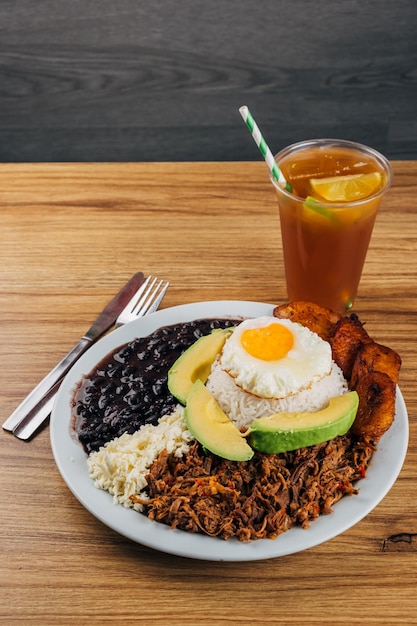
[72, 317, 242, 453]
[152, 380, 164, 396]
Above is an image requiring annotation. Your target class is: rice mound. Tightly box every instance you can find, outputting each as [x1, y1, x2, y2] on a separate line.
[206, 359, 348, 430]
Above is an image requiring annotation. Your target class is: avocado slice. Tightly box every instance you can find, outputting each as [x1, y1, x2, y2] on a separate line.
[184, 380, 254, 461]
[168, 327, 233, 405]
[248, 391, 359, 454]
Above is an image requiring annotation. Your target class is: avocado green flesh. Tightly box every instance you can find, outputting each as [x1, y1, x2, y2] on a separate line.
[168, 326, 358, 459]
[249, 391, 359, 454]
[167, 328, 233, 405]
[184, 380, 254, 462]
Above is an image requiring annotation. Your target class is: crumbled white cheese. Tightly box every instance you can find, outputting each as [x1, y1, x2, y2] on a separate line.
[87, 407, 193, 511]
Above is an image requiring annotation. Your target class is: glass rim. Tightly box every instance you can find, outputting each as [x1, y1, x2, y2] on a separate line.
[270, 138, 393, 207]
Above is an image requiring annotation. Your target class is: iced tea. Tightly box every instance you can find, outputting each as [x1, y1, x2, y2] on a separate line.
[272, 139, 392, 313]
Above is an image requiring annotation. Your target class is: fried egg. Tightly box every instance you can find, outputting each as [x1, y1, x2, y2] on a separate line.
[220, 316, 332, 399]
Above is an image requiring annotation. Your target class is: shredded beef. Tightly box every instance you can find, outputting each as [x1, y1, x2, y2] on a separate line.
[131, 435, 375, 542]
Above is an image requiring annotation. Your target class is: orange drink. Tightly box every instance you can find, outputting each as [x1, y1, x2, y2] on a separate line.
[271, 139, 392, 314]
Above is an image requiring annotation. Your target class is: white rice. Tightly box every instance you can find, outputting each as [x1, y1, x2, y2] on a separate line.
[206, 359, 348, 430]
[87, 407, 192, 511]
[87, 339, 348, 508]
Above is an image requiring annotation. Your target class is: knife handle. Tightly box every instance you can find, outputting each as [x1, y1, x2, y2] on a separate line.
[12, 380, 62, 440]
[2, 337, 91, 432]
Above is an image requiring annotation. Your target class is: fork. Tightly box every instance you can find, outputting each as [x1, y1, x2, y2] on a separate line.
[116, 275, 169, 326]
[10, 276, 169, 441]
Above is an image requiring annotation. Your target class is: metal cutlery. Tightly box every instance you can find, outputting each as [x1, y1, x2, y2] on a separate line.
[3, 274, 169, 440]
[2, 271, 145, 434]
[115, 276, 169, 326]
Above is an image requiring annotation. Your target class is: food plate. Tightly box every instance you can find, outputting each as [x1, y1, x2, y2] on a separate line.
[50, 301, 409, 561]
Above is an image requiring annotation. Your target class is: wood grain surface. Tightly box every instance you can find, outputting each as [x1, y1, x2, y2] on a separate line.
[0, 0, 416, 162]
[0, 161, 416, 625]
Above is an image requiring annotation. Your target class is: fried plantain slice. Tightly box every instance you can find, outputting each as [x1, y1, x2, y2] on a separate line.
[350, 371, 396, 441]
[351, 341, 402, 388]
[273, 301, 342, 342]
[329, 314, 373, 379]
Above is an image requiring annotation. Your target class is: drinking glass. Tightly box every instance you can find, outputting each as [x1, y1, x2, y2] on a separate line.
[271, 138, 392, 314]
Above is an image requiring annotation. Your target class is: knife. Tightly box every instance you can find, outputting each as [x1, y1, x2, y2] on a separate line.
[11, 275, 168, 441]
[2, 271, 145, 434]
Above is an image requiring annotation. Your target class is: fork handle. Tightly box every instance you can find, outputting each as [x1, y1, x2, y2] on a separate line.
[2, 337, 91, 432]
[12, 379, 62, 440]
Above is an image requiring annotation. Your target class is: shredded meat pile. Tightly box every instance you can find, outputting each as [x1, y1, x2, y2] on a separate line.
[132, 436, 374, 542]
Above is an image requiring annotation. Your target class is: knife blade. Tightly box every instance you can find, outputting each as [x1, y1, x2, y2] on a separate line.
[12, 276, 168, 441]
[2, 272, 145, 433]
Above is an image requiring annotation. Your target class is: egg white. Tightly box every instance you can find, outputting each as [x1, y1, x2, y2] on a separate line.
[220, 316, 332, 399]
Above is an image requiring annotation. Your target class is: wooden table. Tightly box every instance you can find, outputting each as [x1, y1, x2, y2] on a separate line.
[1, 162, 416, 625]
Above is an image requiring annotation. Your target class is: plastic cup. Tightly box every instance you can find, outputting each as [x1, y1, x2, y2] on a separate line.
[271, 138, 393, 314]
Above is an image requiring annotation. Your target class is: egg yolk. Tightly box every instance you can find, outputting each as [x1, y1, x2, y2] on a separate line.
[240, 323, 294, 361]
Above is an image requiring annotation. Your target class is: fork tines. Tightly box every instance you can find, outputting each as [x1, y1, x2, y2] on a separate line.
[132, 277, 169, 317]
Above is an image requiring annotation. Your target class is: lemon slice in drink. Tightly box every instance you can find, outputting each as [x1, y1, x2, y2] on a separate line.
[310, 172, 382, 202]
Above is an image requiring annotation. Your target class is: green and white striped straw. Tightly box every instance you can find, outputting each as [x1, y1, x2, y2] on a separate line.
[239, 105, 292, 192]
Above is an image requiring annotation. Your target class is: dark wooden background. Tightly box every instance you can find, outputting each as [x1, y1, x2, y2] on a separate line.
[1, 0, 416, 162]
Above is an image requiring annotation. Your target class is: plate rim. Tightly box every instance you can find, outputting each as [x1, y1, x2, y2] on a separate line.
[50, 300, 409, 561]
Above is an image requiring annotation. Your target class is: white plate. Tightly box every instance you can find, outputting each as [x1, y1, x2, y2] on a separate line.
[50, 301, 409, 561]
